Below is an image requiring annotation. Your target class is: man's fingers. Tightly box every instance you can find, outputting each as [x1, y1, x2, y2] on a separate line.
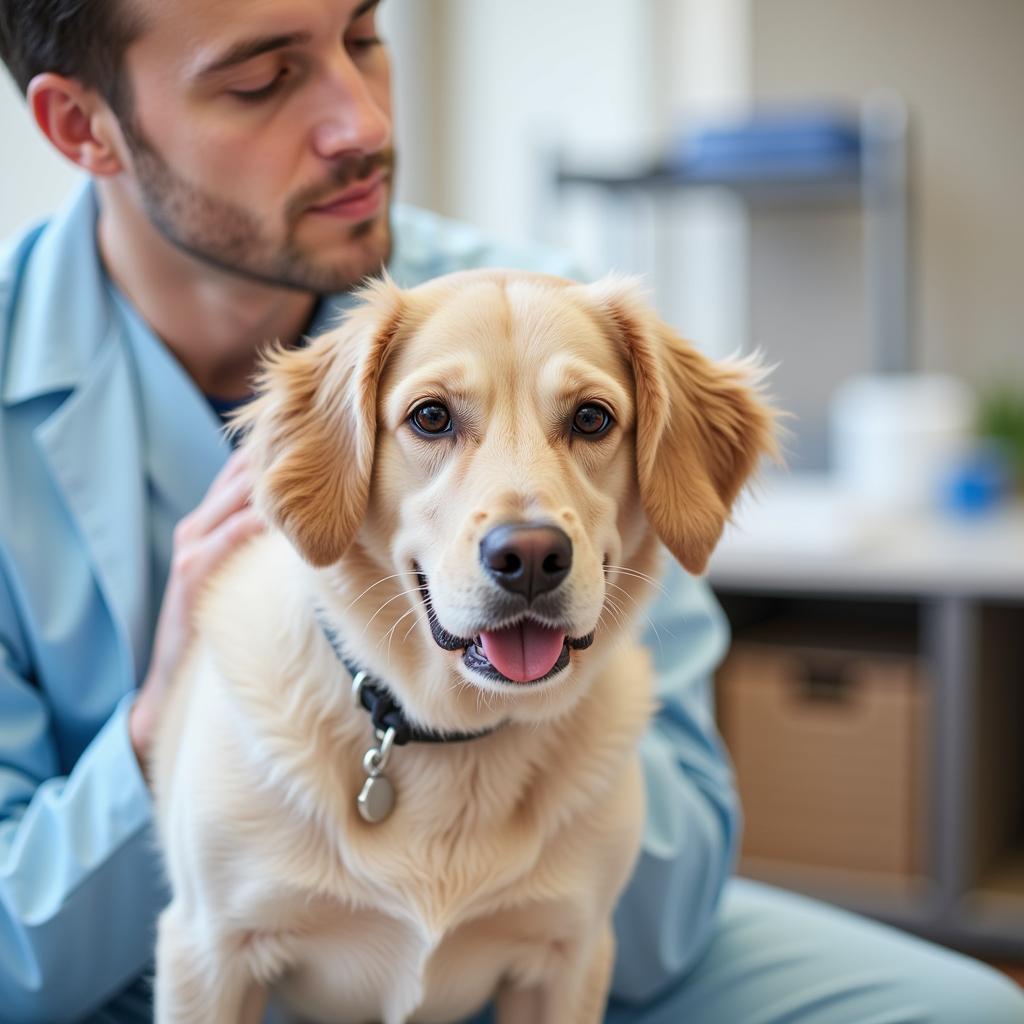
[178, 464, 257, 542]
[209, 447, 253, 498]
[135, 459, 264, 770]
[191, 506, 265, 583]
[219, 446, 252, 484]
[203, 448, 252, 505]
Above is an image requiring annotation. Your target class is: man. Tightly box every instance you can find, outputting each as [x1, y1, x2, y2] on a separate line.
[1, 1, 1022, 1021]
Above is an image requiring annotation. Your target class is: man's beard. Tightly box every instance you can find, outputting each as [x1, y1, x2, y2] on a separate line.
[122, 119, 394, 294]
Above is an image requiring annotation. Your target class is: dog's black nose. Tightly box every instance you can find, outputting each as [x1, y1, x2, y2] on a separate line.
[480, 523, 573, 602]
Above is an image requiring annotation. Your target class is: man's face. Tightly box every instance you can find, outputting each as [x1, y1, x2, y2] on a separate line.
[116, 0, 394, 293]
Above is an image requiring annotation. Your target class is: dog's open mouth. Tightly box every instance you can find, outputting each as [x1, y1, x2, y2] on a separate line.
[415, 569, 594, 685]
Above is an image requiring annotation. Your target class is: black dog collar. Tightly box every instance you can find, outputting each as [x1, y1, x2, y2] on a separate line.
[316, 610, 500, 746]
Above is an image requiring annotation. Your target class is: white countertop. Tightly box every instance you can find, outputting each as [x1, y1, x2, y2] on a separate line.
[706, 475, 1024, 599]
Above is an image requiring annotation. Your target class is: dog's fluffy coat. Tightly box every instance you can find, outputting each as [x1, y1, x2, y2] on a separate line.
[151, 270, 776, 1024]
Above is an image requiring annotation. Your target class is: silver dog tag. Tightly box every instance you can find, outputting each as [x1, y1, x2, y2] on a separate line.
[357, 727, 398, 823]
[357, 773, 395, 823]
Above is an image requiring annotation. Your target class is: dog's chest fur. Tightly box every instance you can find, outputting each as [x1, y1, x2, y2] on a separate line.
[211, 695, 646, 1024]
[237, 695, 644, 1023]
[258, 786, 640, 1024]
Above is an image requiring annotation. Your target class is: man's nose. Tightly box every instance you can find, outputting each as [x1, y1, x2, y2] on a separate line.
[310, 53, 392, 160]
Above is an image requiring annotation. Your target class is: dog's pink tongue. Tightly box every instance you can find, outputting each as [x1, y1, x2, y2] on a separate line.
[479, 622, 566, 683]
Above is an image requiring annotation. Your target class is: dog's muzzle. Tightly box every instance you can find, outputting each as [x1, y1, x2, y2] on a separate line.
[415, 566, 594, 686]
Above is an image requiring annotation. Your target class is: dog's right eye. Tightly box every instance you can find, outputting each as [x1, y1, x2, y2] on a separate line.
[410, 402, 453, 436]
[572, 403, 613, 437]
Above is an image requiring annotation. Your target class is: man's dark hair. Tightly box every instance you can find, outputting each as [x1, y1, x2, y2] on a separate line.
[0, 0, 145, 115]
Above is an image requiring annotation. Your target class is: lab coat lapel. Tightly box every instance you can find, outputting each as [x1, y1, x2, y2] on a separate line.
[4, 183, 150, 680]
[119, 289, 231, 524]
[34, 332, 151, 680]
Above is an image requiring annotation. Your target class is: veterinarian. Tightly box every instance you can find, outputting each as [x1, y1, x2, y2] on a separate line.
[0, 1, 1021, 1022]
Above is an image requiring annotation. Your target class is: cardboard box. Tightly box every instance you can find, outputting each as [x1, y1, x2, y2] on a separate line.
[718, 642, 927, 877]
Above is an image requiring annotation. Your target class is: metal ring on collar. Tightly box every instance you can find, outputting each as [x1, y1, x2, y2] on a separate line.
[351, 670, 369, 711]
[362, 726, 397, 776]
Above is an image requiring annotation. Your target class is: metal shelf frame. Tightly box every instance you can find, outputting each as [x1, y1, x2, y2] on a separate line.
[552, 95, 911, 373]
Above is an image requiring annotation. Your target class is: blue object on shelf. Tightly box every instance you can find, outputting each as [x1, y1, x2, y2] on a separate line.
[673, 107, 862, 181]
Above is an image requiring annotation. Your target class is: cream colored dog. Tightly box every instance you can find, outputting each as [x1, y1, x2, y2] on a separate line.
[150, 270, 775, 1024]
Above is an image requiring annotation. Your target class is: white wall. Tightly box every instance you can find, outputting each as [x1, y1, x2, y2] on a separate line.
[0, 72, 83, 238]
[438, 0, 662, 245]
[379, 0, 442, 213]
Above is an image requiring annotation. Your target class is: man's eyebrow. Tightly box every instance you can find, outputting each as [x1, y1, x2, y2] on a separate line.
[353, 0, 382, 19]
[194, 2, 381, 80]
[196, 32, 313, 79]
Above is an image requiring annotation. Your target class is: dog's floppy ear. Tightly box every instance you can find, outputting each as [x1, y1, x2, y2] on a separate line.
[585, 276, 779, 576]
[232, 277, 405, 567]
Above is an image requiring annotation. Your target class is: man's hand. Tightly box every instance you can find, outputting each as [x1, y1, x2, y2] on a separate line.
[129, 449, 264, 774]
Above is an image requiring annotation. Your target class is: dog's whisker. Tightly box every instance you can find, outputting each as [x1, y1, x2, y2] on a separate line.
[602, 562, 661, 579]
[643, 617, 665, 656]
[363, 585, 427, 636]
[379, 603, 423, 661]
[603, 581, 664, 655]
[377, 604, 420, 650]
[443, 667, 476, 698]
[604, 579, 644, 608]
[402, 609, 430, 644]
[598, 606, 618, 638]
[482, 686, 496, 715]
[344, 571, 422, 613]
[604, 610, 626, 634]
[600, 598, 627, 632]
[597, 604, 628, 640]
[602, 565, 669, 597]
[602, 575, 669, 601]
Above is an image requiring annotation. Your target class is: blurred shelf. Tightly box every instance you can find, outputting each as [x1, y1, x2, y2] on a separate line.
[555, 161, 863, 208]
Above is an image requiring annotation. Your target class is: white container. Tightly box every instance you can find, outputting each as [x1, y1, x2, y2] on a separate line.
[829, 374, 976, 512]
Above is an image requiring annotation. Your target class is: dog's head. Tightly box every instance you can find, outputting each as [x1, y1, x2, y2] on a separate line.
[235, 270, 776, 725]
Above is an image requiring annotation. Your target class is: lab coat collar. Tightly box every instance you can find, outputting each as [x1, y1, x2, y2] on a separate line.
[2, 179, 111, 406]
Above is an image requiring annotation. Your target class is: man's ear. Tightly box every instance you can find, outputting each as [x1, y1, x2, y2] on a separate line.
[26, 72, 125, 175]
[232, 277, 406, 567]
[583, 276, 780, 576]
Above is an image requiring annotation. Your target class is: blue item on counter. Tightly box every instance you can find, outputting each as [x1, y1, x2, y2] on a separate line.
[941, 444, 1013, 517]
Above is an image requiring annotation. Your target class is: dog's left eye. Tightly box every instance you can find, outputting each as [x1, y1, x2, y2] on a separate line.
[572, 403, 613, 437]
[410, 402, 453, 436]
